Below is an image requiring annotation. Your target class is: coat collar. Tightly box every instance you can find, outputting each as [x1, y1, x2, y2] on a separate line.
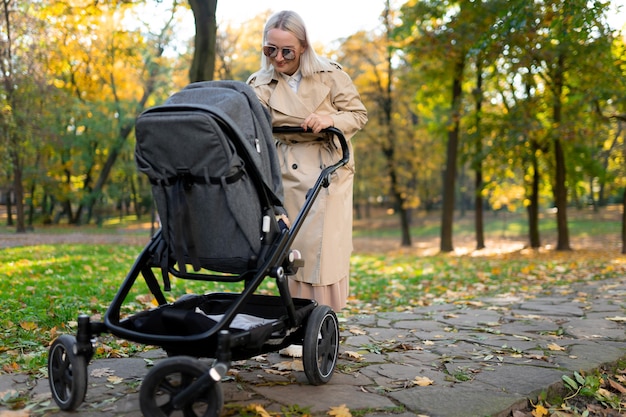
[252, 69, 331, 118]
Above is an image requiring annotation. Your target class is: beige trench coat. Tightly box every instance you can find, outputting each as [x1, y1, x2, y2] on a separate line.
[248, 65, 367, 286]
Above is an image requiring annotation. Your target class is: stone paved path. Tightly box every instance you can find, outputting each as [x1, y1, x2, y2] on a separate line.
[0, 276, 625, 417]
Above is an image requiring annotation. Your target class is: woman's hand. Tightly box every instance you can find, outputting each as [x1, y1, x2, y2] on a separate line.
[301, 113, 333, 133]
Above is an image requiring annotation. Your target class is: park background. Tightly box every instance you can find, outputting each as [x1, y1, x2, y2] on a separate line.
[1, 0, 626, 254]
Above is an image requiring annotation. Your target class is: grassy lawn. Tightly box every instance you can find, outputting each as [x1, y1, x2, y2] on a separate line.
[0, 206, 625, 378]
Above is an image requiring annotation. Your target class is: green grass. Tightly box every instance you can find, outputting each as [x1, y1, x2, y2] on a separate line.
[353, 206, 621, 240]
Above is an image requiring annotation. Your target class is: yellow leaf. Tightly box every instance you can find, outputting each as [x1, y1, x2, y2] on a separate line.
[245, 404, 272, 417]
[328, 404, 352, 417]
[19, 321, 37, 331]
[272, 360, 304, 372]
[547, 343, 566, 351]
[532, 404, 548, 417]
[606, 316, 626, 322]
[107, 375, 124, 384]
[348, 326, 367, 335]
[413, 376, 434, 386]
[342, 351, 363, 360]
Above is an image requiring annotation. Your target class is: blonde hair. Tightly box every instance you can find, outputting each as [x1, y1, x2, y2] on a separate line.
[260, 10, 334, 77]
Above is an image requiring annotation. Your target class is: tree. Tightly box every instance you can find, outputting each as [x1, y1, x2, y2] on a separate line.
[504, 0, 614, 250]
[398, 0, 506, 252]
[0, 0, 51, 232]
[341, 2, 425, 247]
[188, 0, 217, 82]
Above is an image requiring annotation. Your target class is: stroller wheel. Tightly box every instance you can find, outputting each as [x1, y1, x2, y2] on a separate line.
[48, 335, 88, 411]
[139, 356, 223, 417]
[302, 305, 339, 385]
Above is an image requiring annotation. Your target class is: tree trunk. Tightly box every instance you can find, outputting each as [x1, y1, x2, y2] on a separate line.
[381, 2, 411, 247]
[440, 56, 465, 252]
[474, 63, 485, 250]
[552, 54, 570, 251]
[11, 152, 25, 233]
[528, 142, 541, 248]
[622, 187, 626, 255]
[6, 186, 13, 226]
[475, 170, 485, 250]
[188, 0, 217, 83]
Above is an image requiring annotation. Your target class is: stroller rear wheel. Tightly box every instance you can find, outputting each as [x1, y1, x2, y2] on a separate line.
[139, 356, 223, 417]
[48, 335, 88, 411]
[302, 305, 339, 385]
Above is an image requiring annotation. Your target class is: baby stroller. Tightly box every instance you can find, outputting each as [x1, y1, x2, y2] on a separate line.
[46, 80, 350, 417]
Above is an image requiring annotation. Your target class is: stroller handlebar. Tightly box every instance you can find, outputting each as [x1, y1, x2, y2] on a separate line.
[271, 126, 350, 167]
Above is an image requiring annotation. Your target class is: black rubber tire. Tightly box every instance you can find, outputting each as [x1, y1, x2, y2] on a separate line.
[139, 356, 223, 417]
[48, 334, 88, 411]
[302, 305, 339, 385]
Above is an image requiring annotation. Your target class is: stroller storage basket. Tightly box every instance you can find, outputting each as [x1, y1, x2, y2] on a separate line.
[117, 293, 316, 359]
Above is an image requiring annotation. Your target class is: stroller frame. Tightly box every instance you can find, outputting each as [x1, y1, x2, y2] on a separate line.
[47, 127, 349, 417]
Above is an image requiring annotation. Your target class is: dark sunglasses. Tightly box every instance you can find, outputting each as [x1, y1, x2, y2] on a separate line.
[263, 45, 297, 61]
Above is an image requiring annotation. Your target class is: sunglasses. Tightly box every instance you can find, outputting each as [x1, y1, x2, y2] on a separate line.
[263, 45, 297, 61]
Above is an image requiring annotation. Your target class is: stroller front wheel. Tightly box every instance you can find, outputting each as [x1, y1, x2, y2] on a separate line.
[48, 334, 88, 411]
[302, 305, 339, 385]
[139, 356, 223, 417]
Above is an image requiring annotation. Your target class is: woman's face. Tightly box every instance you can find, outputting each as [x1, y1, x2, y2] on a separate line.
[264, 28, 305, 76]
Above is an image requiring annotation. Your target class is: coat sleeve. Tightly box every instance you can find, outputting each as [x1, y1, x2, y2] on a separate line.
[327, 70, 368, 139]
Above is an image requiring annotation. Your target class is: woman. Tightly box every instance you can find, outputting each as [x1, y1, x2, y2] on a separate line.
[247, 10, 367, 314]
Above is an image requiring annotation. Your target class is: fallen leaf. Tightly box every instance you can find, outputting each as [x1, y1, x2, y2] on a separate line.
[526, 354, 548, 361]
[608, 378, 626, 393]
[328, 404, 351, 417]
[107, 375, 124, 384]
[532, 404, 548, 417]
[90, 367, 115, 378]
[547, 343, 566, 351]
[412, 376, 434, 386]
[348, 326, 367, 335]
[597, 387, 616, 400]
[605, 316, 626, 322]
[245, 404, 272, 417]
[272, 361, 303, 372]
[342, 351, 363, 360]
[19, 321, 37, 331]
[264, 369, 291, 376]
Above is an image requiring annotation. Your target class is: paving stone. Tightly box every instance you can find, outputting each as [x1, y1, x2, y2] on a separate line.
[472, 362, 565, 395]
[389, 381, 526, 417]
[252, 380, 398, 413]
[516, 302, 585, 317]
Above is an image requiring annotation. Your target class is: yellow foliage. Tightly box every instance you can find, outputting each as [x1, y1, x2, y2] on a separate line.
[244, 404, 272, 417]
[328, 404, 352, 417]
[547, 343, 566, 351]
[532, 404, 549, 417]
[412, 376, 434, 386]
[19, 321, 38, 331]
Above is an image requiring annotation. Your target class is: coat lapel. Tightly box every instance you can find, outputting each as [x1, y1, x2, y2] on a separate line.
[268, 74, 330, 119]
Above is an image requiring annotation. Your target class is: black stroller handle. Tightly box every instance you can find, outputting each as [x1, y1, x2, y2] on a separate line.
[270, 126, 350, 273]
[271, 126, 350, 168]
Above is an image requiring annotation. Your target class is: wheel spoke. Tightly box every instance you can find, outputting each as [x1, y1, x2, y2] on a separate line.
[158, 401, 175, 417]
